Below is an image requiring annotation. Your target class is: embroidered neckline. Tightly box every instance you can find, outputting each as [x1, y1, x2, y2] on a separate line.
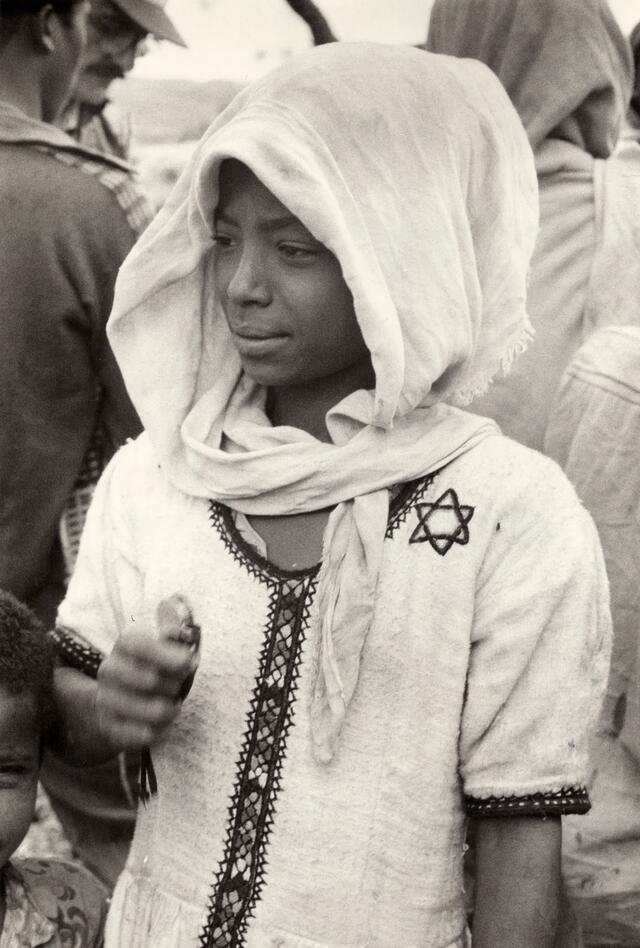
[209, 503, 322, 585]
[198, 573, 317, 948]
[200, 475, 443, 945]
[209, 472, 437, 585]
[385, 474, 436, 539]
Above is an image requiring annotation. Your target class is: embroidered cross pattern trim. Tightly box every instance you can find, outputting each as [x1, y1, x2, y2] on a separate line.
[199, 573, 316, 948]
[409, 488, 474, 555]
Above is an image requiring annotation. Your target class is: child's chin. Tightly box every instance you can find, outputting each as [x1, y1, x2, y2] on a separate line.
[240, 360, 302, 389]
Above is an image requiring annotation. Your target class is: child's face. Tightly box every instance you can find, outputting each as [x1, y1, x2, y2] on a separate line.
[0, 690, 40, 868]
[214, 160, 372, 389]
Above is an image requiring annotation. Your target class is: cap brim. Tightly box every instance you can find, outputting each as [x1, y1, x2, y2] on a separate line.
[112, 0, 188, 47]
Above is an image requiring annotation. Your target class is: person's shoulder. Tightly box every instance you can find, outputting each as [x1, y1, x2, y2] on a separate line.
[5, 139, 150, 236]
[449, 433, 582, 519]
[105, 431, 163, 488]
[11, 857, 107, 946]
[43, 144, 152, 236]
[389, 434, 582, 566]
[0, 139, 145, 234]
[104, 432, 181, 514]
[452, 431, 564, 482]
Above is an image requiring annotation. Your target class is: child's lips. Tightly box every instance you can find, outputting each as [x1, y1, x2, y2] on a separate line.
[231, 325, 289, 340]
[232, 332, 289, 355]
[230, 326, 290, 354]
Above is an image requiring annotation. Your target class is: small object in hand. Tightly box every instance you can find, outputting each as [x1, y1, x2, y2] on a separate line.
[156, 594, 201, 700]
[139, 594, 201, 804]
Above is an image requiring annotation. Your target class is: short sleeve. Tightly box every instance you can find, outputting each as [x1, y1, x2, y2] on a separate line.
[460, 458, 611, 818]
[53, 439, 146, 672]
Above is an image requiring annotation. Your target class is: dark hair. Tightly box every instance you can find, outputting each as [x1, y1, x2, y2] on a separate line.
[0, 590, 55, 739]
[0, 0, 82, 17]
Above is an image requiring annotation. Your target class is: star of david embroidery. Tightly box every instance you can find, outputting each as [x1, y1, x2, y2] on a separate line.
[409, 488, 474, 556]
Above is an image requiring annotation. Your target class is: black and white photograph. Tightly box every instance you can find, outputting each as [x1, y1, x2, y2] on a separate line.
[1, 1, 639, 945]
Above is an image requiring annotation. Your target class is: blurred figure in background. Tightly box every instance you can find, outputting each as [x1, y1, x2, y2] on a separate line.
[0, 0, 148, 625]
[64, 0, 186, 160]
[628, 20, 640, 137]
[426, 0, 640, 453]
[0, 590, 108, 945]
[546, 326, 640, 945]
[0, 0, 150, 888]
[428, 3, 640, 941]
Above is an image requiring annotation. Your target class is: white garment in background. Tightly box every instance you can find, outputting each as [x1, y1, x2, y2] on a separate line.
[427, 0, 640, 452]
[546, 326, 640, 945]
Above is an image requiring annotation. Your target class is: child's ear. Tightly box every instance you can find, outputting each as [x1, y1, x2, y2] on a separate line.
[34, 4, 58, 53]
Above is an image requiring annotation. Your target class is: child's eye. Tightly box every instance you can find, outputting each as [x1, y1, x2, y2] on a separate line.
[278, 243, 318, 261]
[212, 233, 236, 249]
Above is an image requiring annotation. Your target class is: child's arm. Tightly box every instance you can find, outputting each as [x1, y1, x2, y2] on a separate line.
[51, 632, 195, 766]
[471, 816, 561, 947]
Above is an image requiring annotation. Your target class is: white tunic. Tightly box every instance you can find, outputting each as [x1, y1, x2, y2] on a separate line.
[56, 432, 610, 948]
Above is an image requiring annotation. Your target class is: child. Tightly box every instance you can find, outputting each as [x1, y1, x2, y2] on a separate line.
[49, 43, 610, 947]
[0, 591, 107, 946]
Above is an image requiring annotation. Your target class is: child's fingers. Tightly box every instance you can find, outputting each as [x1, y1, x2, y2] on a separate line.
[101, 633, 195, 697]
[97, 714, 168, 752]
[99, 654, 185, 699]
[115, 630, 195, 673]
[97, 688, 179, 728]
[96, 692, 181, 750]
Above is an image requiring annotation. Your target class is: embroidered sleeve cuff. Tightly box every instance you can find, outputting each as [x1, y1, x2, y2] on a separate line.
[50, 626, 104, 679]
[465, 785, 591, 818]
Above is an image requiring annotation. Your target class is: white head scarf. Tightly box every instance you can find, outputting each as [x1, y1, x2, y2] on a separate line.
[109, 42, 538, 760]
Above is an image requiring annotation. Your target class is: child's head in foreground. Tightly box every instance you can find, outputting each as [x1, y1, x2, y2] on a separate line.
[0, 591, 54, 871]
[108, 42, 539, 445]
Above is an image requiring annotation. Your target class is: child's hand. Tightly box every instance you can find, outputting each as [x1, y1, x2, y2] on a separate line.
[95, 632, 197, 751]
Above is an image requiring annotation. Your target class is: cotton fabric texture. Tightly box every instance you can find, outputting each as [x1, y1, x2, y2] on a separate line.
[58, 433, 609, 948]
[546, 327, 640, 943]
[107, 41, 538, 760]
[56, 41, 612, 947]
[427, 0, 640, 452]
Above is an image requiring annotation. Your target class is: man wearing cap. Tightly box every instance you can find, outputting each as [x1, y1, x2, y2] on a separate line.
[47, 4, 184, 885]
[64, 0, 186, 159]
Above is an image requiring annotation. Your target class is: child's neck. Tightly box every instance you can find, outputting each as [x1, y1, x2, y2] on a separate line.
[268, 359, 374, 442]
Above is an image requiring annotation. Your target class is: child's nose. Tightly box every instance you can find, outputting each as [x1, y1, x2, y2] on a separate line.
[227, 246, 271, 306]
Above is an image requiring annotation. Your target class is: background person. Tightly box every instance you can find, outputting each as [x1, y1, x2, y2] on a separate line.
[0, 0, 150, 888]
[0, 590, 108, 947]
[628, 20, 640, 136]
[546, 326, 640, 945]
[0, 0, 147, 627]
[64, 0, 186, 160]
[426, 0, 640, 453]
